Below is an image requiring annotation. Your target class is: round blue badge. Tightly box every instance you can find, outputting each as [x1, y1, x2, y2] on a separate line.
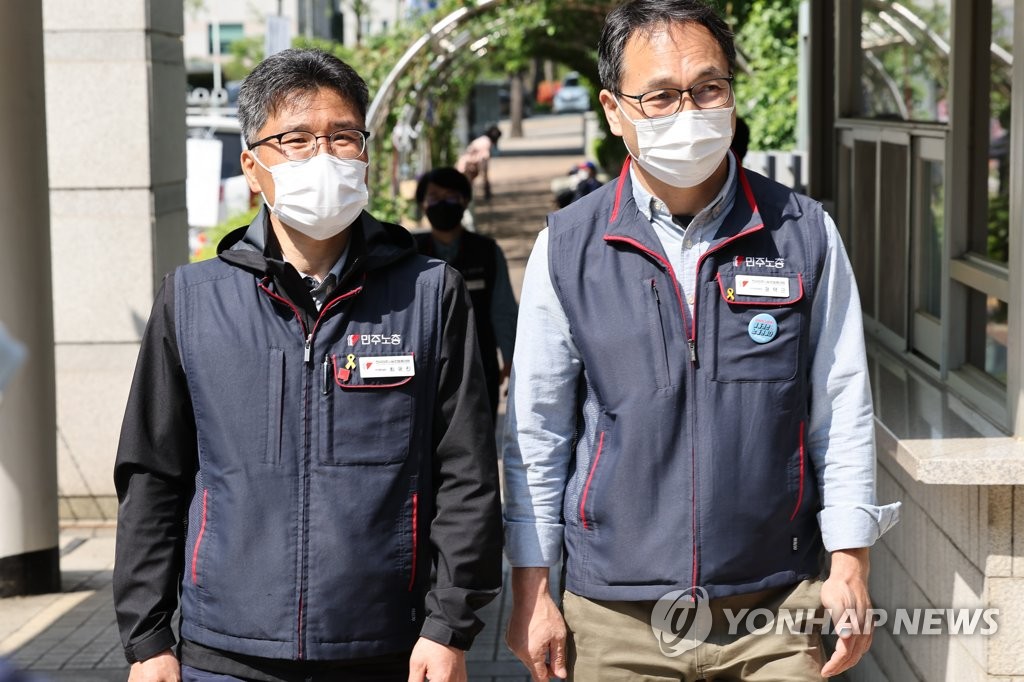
[747, 313, 778, 344]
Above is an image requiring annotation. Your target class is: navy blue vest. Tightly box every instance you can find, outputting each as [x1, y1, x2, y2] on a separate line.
[548, 160, 827, 601]
[174, 241, 446, 660]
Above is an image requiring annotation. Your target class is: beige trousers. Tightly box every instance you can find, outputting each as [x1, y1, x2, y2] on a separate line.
[563, 580, 827, 682]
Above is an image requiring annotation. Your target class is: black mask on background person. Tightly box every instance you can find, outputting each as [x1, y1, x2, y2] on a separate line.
[426, 200, 466, 232]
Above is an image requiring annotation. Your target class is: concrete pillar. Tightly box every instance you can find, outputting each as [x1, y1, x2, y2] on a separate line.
[0, 0, 60, 596]
[43, 0, 187, 519]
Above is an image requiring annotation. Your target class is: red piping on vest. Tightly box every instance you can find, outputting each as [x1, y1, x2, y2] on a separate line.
[579, 431, 606, 529]
[190, 488, 208, 585]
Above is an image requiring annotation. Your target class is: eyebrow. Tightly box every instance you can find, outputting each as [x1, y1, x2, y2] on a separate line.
[275, 118, 365, 132]
[637, 67, 728, 92]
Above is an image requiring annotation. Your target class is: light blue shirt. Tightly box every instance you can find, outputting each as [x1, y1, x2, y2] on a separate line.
[502, 158, 900, 567]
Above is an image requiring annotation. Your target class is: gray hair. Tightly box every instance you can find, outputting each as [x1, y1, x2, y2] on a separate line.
[598, 0, 736, 93]
[237, 48, 369, 145]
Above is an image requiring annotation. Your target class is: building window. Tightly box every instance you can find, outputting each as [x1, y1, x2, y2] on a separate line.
[983, 0, 1013, 264]
[837, 0, 1017, 430]
[208, 23, 244, 56]
[854, 0, 951, 122]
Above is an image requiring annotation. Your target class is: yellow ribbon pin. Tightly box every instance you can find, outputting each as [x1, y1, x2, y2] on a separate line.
[345, 354, 357, 370]
[726, 287, 735, 301]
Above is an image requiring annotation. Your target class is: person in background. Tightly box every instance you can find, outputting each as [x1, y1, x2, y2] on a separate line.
[571, 161, 603, 202]
[554, 162, 604, 209]
[456, 126, 502, 200]
[415, 167, 518, 419]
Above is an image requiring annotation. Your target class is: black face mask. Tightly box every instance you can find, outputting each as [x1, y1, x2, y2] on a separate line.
[426, 201, 466, 232]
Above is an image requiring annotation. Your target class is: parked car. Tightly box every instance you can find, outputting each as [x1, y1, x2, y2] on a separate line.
[552, 72, 590, 114]
[186, 111, 254, 230]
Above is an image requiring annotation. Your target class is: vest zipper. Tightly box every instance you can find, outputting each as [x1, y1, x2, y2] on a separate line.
[601, 162, 768, 595]
[256, 276, 367, 660]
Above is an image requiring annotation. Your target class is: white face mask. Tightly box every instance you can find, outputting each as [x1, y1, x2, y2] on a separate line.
[617, 100, 735, 188]
[254, 152, 369, 241]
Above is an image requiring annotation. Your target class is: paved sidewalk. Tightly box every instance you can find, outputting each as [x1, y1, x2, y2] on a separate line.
[0, 113, 587, 682]
[0, 527, 534, 681]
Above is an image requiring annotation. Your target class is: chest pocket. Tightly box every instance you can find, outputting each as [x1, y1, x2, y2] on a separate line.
[317, 350, 416, 466]
[707, 271, 806, 383]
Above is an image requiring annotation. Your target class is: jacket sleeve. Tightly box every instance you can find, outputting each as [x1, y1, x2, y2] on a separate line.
[419, 264, 504, 650]
[112, 272, 198, 663]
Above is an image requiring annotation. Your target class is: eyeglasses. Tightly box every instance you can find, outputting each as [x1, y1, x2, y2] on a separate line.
[248, 129, 371, 161]
[618, 76, 734, 119]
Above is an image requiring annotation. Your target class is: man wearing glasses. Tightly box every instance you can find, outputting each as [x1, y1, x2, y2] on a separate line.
[503, 1, 899, 680]
[113, 49, 502, 682]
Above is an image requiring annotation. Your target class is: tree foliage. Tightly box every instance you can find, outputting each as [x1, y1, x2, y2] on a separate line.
[216, 0, 801, 219]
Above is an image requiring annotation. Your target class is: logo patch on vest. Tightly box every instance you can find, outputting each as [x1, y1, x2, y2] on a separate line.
[734, 255, 786, 269]
[348, 333, 403, 346]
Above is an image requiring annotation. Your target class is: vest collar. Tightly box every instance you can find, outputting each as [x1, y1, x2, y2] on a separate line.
[604, 153, 765, 253]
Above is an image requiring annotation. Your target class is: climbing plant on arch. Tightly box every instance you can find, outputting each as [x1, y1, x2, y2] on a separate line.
[289, 0, 798, 222]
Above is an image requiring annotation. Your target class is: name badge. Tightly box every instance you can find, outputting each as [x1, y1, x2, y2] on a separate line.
[359, 355, 416, 378]
[465, 279, 487, 292]
[734, 275, 790, 298]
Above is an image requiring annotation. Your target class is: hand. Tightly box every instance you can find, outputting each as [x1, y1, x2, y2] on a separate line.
[408, 637, 467, 682]
[506, 567, 568, 681]
[128, 650, 180, 682]
[820, 548, 873, 677]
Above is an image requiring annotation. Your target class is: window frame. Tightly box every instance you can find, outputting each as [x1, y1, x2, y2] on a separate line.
[833, 0, 1020, 434]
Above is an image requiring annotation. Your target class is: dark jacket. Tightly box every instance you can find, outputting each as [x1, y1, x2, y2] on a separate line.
[113, 209, 502, 674]
[547, 160, 827, 601]
[414, 232, 500, 413]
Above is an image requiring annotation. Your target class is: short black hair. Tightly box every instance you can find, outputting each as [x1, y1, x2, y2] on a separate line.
[598, 0, 736, 93]
[237, 48, 369, 145]
[415, 167, 473, 205]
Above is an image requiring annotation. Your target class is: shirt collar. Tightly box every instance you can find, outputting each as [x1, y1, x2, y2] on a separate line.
[292, 243, 350, 287]
[629, 153, 737, 225]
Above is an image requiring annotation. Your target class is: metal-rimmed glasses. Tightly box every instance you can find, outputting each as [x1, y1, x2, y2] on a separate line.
[248, 129, 371, 161]
[618, 76, 734, 119]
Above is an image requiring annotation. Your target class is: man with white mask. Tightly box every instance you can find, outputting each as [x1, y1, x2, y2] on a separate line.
[502, 2, 899, 680]
[113, 49, 502, 682]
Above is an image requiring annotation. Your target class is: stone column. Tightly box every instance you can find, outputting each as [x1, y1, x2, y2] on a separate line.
[43, 1, 187, 519]
[0, 0, 60, 596]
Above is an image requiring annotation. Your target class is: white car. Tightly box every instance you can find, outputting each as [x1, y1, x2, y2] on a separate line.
[552, 72, 590, 114]
[186, 111, 254, 229]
